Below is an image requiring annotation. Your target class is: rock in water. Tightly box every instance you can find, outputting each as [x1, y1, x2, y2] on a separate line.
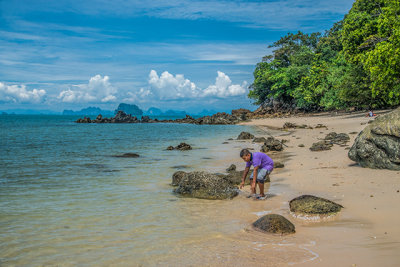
[252, 214, 295, 234]
[173, 171, 238, 200]
[348, 107, 400, 170]
[113, 153, 140, 158]
[171, 171, 187, 186]
[289, 195, 343, 215]
[237, 132, 254, 140]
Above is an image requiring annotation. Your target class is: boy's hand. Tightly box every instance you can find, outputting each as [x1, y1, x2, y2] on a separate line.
[240, 181, 245, 189]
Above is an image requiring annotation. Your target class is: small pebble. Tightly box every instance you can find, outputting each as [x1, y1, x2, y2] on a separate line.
[370, 195, 374, 197]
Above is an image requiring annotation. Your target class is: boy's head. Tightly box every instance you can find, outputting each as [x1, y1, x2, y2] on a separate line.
[240, 149, 251, 162]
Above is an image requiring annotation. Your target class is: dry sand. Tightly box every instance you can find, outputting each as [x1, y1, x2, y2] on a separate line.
[234, 110, 400, 266]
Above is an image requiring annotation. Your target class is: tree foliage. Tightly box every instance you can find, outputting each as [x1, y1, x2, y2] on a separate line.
[249, 0, 400, 110]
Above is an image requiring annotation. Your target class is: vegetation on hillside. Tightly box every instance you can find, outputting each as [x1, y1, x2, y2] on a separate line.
[249, 0, 400, 110]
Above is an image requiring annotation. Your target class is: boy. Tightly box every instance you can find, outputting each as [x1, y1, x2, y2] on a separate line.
[240, 149, 273, 200]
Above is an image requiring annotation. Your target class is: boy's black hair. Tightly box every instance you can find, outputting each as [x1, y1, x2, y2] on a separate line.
[240, 149, 251, 157]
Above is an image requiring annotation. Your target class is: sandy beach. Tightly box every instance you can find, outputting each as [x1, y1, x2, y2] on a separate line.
[231, 110, 400, 266]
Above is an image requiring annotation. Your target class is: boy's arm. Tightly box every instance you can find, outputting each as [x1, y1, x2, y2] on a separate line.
[240, 167, 250, 188]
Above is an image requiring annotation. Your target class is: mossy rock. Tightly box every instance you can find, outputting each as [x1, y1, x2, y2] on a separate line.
[253, 214, 295, 234]
[173, 171, 238, 200]
[289, 195, 343, 215]
[348, 107, 400, 170]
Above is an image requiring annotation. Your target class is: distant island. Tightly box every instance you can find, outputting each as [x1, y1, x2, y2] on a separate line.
[61, 103, 218, 117]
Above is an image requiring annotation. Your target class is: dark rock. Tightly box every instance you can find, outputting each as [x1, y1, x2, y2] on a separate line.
[172, 171, 187, 186]
[348, 107, 400, 170]
[226, 164, 236, 172]
[176, 142, 192, 150]
[309, 141, 333, 151]
[173, 171, 239, 199]
[261, 137, 283, 152]
[274, 162, 284, 168]
[298, 144, 305, 147]
[253, 137, 267, 143]
[167, 143, 192, 151]
[315, 124, 328, 129]
[237, 132, 255, 140]
[113, 153, 140, 158]
[196, 112, 243, 125]
[289, 195, 343, 215]
[252, 214, 295, 234]
[325, 132, 350, 145]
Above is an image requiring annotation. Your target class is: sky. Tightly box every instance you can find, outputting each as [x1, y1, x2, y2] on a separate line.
[0, 0, 355, 114]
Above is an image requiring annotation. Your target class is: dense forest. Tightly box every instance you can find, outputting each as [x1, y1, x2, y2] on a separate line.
[249, 0, 400, 110]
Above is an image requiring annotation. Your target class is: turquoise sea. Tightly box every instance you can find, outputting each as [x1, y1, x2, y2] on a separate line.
[0, 115, 258, 266]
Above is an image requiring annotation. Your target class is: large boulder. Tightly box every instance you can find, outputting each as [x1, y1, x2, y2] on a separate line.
[173, 171, 239, 200]
[289, 195, 343, 215]
[348, 108, 400, 170]
[253, 214, 295, 234]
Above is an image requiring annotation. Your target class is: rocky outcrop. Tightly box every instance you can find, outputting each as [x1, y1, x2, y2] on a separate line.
[173, 171, 239, 200]
[348, 108, 400, 170]
[76, 111, 245, 125]
[167, 142, 192, 151]
[253, 214, 295, 234]
[261, 137, 284, 152]
[289, 195, 343, 215]
[237, 132, 255, 140]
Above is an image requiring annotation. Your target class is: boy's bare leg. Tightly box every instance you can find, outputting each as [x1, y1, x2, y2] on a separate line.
[259, 182, 265, 197]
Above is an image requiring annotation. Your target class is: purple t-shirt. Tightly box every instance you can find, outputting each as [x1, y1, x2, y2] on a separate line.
[246, 152, 274, 171]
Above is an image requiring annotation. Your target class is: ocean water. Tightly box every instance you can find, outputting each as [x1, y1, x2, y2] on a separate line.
[0, 115, 261, 266]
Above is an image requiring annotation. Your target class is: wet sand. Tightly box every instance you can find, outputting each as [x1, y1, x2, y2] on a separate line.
[235, 110, 400, 266]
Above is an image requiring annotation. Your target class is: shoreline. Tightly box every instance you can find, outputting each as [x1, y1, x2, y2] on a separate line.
[233, 110, 400, 266]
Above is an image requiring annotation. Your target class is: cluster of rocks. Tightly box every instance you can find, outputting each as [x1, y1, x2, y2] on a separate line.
[310, 132, 350, 151]
[281, 122, 327, 130]
[76, 110, 247, 125]
[349, 107, 400, 170]
[167, 143, 192, 151]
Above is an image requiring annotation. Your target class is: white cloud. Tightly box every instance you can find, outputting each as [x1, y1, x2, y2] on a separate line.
[145, 70, 247, 100]
[58, 74, 117, 103]
[203, 71, 247, 97]
[0, 82, 46, 103]
[148, 70, 200, 99]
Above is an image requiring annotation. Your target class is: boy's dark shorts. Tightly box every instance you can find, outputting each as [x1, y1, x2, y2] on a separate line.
[249, 168, 271, 184]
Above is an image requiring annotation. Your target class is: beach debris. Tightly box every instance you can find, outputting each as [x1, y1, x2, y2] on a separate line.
[253, 137, 267, 143]
[171, 171, 187, 186]
[282, 122, 310, 129]
[274, 161, 284, 168]
[173, 171, 239, 200]
[309, 141, 333, 151]
[289, 195, 343, 216]
[298, 144, 305, 147]
[349, 131, 358, 134]
[167, 142, 192, 151]
[261, 137, 284, 152]
[252, 214, 295, 234]
[237, 132, 255, 140]
[315, 124, 328, 129]
[348, 107, 400, 170]
[113, 153, 140, 158]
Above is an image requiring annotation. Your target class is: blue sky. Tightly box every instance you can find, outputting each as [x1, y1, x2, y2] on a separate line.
[0, 0, 354, 113]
